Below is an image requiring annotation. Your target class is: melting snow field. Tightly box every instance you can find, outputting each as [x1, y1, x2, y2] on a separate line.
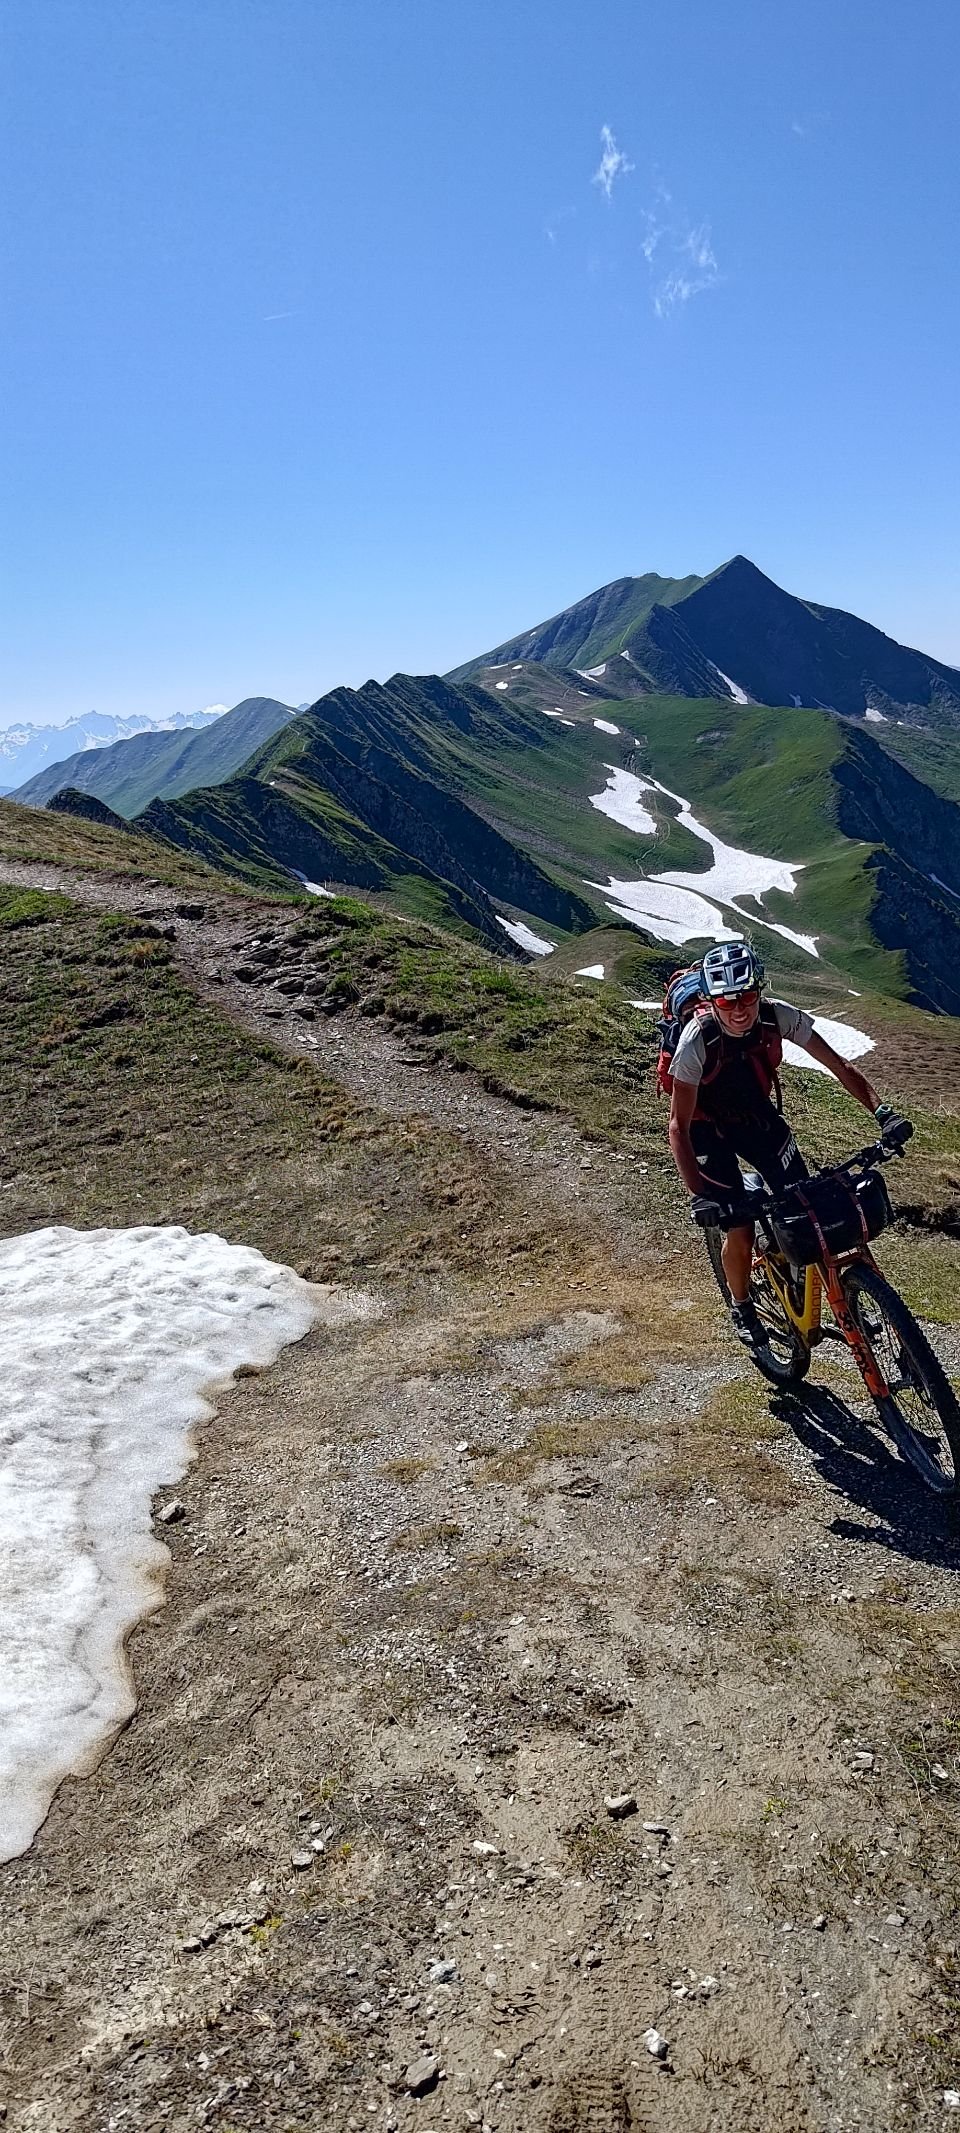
[585, 769, 819, 956]
[592, 718, 621, 737]
[782, 1015, 875, 1075]
[0, 1224, 322, 1862]
[589, 765, 657, 835]
[496, 916, 555, 956]
[576, 963, 605, 979]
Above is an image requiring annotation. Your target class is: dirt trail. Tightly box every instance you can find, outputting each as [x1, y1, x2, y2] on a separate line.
[2, 860, 960, 2132]
[0, 859, 644, 1224]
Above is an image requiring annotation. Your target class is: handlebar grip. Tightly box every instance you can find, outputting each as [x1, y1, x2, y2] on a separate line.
[691, 1195, 756, 1230]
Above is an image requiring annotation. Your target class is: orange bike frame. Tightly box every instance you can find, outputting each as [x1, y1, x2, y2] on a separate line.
[756, 1244, 891, 1402]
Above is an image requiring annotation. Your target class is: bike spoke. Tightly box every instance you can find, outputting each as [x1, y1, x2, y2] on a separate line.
[846, 1272, 957, 1490]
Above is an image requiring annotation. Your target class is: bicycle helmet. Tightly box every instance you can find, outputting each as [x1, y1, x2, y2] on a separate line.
[700, 939, 765, 999]
[665, 968, 704, 1021]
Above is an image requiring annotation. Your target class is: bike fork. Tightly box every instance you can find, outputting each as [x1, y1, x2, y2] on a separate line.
[824, 1267, 890, 1402]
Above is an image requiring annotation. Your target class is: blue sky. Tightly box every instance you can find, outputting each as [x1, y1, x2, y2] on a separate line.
[2, 0, 959, 726]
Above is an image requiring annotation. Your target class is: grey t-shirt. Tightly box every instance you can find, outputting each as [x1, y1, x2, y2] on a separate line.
[670, 1000, 815, 1087]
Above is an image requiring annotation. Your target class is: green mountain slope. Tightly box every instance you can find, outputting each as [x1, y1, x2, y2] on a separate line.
[12, 697, 296, 816]
[126, 660, 960, 1016]
[454, 555, 960, 729]
[449, 572, 705, 686]
[138, 674, 599, 955]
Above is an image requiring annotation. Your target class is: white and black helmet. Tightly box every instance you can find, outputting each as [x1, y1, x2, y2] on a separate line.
[700, 939, 765, 999]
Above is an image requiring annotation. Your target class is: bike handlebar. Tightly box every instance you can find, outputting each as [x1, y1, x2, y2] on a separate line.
[691, 1122, 913, 1231]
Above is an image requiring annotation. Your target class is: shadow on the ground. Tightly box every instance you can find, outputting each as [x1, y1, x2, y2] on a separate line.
[771, 1381, 960, 1570]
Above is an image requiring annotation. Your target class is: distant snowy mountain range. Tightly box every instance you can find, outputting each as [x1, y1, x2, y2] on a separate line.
[0, 706, 228, 791]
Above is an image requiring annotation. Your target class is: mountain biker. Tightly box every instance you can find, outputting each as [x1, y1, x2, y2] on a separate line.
[666, 939, 906, 1352]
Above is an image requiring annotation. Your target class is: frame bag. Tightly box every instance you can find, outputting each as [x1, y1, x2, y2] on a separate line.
[770, 1170, 892, 1268]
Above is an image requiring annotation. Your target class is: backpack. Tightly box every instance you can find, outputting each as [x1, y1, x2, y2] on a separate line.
[655, 965, 706, 1096]
[694, 1001, 784, 1119]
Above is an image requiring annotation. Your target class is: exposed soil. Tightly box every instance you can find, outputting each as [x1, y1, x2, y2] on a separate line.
[2, 859, 960, 2133]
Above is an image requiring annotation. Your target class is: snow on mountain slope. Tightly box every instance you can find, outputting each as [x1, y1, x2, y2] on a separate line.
[585, 768, 819, 955]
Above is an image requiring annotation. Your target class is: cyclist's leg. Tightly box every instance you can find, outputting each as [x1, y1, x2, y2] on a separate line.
[730, 1103, 810, 1195]
[689, 1121, 757, 1318]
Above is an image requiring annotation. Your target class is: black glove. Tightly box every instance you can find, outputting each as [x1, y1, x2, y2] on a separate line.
[691, 1194, 755, 1230]
[875, 1105, 913, 1148]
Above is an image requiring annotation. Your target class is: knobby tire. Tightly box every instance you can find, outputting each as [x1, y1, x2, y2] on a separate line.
[703, 1224, 810, 1387]
[841, 1261, 960, 1497]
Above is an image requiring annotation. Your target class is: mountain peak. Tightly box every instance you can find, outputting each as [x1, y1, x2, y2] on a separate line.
[453, 559, 960, 727]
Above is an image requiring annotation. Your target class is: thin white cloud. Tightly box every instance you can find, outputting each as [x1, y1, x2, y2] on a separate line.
[592, 125, 634, 201]
[684, 224, 717, 274]
[640, 197, 721, 316]
[545, 206, 577, 246]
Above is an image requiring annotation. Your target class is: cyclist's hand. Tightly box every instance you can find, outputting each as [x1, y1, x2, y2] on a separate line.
[691, 1194, 754, 1230]
[875, 1105, 913, 1149]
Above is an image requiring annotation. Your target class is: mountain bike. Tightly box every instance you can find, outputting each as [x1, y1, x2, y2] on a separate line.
[696, 1129, 960, 1497]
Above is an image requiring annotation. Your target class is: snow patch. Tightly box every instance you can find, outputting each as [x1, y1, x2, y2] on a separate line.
[595, 881, 740, 949]
[712, 666, 750, 706]
[791, 694, 802, 708]
[541, 708, 576, 725]
[629, 999, 663, 1011]
[495, 681, 510, 691]
[592, 718, 621, 737]
[292, 870, 335, 899]
[782, 1016, 875, 1076]
[864, 707, 887, 724]
[0, 1224, 328, 1862]
[575, 963, 605, 979]
[585, 771, 819, 957]
[589, 767, 657, 836]
[578, 664, 608, 679]
[496, 917, 555, 956]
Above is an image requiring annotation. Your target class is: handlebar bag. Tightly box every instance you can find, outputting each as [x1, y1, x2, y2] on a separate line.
[770, 1171, 892, 1265]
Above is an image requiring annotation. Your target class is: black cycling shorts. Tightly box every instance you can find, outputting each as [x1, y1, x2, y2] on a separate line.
[690, 1098, 809, 1207]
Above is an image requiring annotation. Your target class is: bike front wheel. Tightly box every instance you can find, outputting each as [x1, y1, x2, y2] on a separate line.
[841, 1261, 960, 1496]
[703, 1226, 811, 1387]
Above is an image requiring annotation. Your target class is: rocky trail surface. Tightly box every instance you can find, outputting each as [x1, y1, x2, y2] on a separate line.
[2, 858, 960, 2132]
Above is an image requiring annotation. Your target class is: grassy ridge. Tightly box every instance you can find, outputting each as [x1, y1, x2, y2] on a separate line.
[244, 891, 960, 1228]
[0, 795, 249, 897]
[0, 888, 541, 1291]
[2, 882, 959, 1323]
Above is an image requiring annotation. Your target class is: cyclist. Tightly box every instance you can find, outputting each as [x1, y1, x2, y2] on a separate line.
[666, 939, 904, 1352]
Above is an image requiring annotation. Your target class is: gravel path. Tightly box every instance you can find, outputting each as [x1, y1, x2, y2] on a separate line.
[4, 855, 960, 2133]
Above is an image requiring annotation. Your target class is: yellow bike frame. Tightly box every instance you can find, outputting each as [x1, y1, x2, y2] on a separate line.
[755, 1243, 891, 1399]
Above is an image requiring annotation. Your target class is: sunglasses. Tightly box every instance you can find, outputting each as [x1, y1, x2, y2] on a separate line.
[717, 987, 760, 1006]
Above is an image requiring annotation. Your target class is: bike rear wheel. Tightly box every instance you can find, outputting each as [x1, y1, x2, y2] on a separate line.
[841, 1261, 960, 1496]
[703, 1225, 811, 1387]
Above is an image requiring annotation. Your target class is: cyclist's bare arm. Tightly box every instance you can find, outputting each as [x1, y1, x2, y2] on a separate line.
[668, 1078, 728, 1195]
[799, 1031, 881, 1112]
